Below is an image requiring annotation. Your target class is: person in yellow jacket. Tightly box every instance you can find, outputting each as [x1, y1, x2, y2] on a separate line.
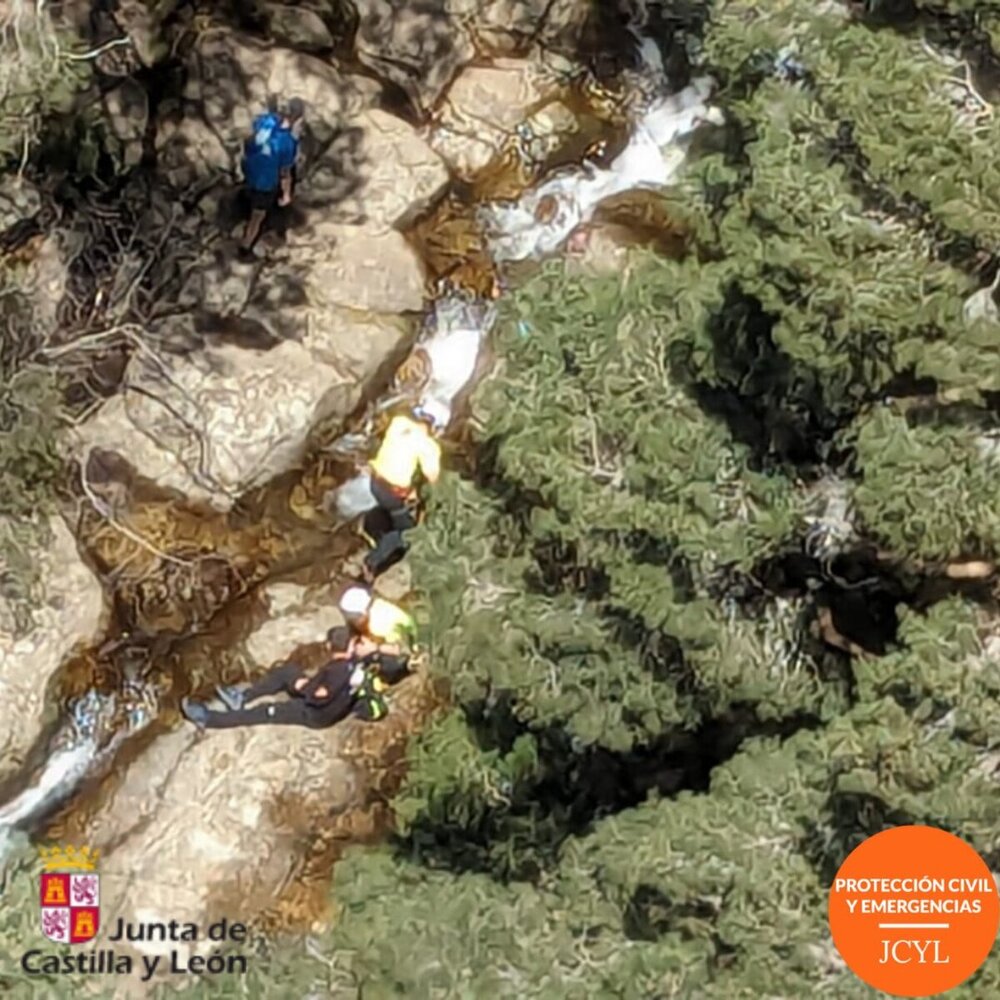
[371, 405, 444, 492]
[339, 585, 417, 651]
[362, 402, 446, 580]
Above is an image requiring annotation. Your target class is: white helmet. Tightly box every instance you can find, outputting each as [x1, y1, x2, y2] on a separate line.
[339, 586, 373, 617]
[413, 398, 450, 434]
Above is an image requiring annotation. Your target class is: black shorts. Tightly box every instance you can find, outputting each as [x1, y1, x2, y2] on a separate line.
[248, 187, 278, 212]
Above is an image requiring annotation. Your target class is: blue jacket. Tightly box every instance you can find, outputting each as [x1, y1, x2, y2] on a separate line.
[242, 112, 298, 193]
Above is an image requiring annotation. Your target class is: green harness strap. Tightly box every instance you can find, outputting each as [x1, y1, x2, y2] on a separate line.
[354, 672, 389, 721]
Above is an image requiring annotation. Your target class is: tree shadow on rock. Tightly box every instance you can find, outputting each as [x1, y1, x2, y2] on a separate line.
[176, 259, 312, 347]
[196, 312, 284, 352]
[244, 263, 309, 311]
[354, 0, 471, 118]
[215, 186, 252, 234]
[283, 123, 368, 226]
[197, 119, 369, 244]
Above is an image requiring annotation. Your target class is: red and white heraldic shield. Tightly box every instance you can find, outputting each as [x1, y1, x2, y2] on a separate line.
[40, 871, 100, 944]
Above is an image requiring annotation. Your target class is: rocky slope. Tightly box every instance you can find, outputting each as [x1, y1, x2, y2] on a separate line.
[0, 517, 106, 789]
[0, 0, 702, 987]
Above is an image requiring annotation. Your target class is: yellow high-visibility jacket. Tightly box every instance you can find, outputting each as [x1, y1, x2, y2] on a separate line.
[371, 416, 441, 491]
[367, 598, 416, 645]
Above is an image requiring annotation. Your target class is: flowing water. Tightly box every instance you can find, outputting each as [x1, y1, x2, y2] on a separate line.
[0, 38, 721, 922]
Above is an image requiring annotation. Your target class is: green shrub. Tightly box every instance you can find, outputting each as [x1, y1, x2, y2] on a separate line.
[0, 362, 66, 635]
[0, 7, 93, 165]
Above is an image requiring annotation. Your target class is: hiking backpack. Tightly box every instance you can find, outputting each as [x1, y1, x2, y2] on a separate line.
[249, 111, 283, 156]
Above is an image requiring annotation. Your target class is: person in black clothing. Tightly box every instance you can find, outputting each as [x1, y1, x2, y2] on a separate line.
[359, 501, 421, 581]
[180, 627, 408, 730]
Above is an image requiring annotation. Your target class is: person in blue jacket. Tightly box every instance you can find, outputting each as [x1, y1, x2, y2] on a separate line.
[238, 98, 304, 260]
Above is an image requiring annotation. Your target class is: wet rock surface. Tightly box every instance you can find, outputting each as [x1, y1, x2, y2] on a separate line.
[564, 219, 634, 275]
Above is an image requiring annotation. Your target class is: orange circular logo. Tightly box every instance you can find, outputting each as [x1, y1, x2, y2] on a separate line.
[829, 825, 999, 996]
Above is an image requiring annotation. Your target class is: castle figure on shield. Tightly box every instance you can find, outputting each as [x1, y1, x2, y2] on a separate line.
[39, 845, 100, 944]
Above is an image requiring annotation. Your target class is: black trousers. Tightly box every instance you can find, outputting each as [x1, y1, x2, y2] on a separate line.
[243, 166, 297, 215]
[247, 187, 279, 212]
[362, 507, 409, 577]
[367, 652, 410, 685]
[370, 476, 417, 530]
[199, 663, 355, 730]
[365, 477, 418, 577]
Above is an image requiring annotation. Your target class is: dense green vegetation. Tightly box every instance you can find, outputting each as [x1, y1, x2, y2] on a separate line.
[0, 6, 95, 630]
[0, 6, 92, 165]
[0, 365, 66, 634]
[0, 259, 68, 635]
[170, 2, 1000, 996]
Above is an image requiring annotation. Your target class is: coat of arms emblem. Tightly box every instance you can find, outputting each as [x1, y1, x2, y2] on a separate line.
[38, 845, 100, 945]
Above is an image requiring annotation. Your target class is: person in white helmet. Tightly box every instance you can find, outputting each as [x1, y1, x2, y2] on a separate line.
[339, 584, 416, 650]
[360, 402, 447, 581]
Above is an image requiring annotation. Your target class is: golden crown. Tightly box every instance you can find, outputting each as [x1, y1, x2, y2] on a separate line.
[38, 845, 99, 872]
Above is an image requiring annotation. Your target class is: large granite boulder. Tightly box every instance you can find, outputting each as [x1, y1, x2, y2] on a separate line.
[470, 0, 594, 57]
[111, 0, 184, 68]
[297, 108, 449, 230]
[155, 29, 381, 189]
[428, 59, 576, 180]
[0, 516, 106, 787]
[281, 220, 430, 314]
[353, 0, 477, 114]
[71, 308, 411, 511]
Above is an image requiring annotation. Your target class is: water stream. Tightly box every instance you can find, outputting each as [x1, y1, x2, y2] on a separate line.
[0, 37, 721, 884]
